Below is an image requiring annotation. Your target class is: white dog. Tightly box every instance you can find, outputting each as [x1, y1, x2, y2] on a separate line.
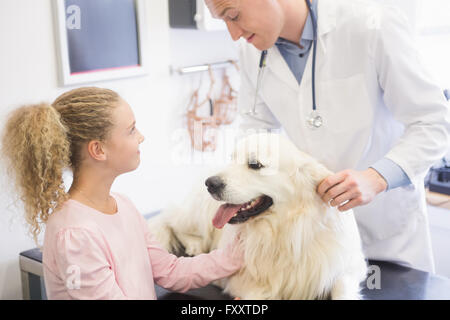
[149, 133, 367, 299]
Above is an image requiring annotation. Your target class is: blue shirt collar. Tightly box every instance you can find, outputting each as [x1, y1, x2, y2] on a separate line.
[275, 0, 317, 46]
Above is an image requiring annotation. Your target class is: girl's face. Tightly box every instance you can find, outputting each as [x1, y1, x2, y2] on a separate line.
[104, 98, 145, 175]
[206, 0, 285, 50]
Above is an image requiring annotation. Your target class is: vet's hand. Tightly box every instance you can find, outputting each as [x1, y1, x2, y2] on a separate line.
[316, 168, 387, 212]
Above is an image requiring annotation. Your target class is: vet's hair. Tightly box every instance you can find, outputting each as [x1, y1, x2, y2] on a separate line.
[1, 87, 119, 246]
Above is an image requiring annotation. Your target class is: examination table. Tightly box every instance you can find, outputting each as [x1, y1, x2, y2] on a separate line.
[19, 212, 450, 300]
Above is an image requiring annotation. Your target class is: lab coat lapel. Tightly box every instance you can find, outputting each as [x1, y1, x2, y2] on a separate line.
[266, 46, 299, 92]
[265, 0, 337, 92]
[303, 0, 338, 94]
[317, 0, 337, 54]
[299, 0, 338, 116]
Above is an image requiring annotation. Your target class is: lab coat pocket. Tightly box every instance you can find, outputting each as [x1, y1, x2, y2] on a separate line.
[317, 74, 373, 134]
[355, 186, 420, 245]
[313, 74, 374, 166]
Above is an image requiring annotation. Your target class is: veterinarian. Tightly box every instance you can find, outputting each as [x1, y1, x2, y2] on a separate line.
[205, 0, 450, 273]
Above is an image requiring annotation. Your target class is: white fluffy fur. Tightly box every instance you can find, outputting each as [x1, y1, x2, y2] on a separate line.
[149, 133, 367, 299]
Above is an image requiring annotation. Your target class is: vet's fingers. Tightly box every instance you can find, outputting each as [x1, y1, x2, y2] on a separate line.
[317, 171, 348, 198]
[331, 188, 363, 208]
[329, 190, 352, 207]
[337, 198, 361, 212]
[234, 297, 242, 300]
[322, 182, 349, 204]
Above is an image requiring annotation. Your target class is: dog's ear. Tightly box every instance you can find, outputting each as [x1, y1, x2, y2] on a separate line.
[293, 159, 333, 198]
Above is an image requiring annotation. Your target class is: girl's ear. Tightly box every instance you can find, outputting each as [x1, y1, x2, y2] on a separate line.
[87, 140, 106, 161]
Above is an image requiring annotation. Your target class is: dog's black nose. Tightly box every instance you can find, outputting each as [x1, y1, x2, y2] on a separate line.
[205, 176, 225, 194]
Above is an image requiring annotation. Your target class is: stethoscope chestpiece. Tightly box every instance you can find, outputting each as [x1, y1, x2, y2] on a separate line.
[307, 110, 323, 129]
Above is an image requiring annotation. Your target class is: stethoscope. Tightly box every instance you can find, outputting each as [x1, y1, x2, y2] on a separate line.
[246, 0, 322, 129]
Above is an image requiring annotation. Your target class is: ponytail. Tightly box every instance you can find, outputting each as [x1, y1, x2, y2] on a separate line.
[1, 103, 71, 246]
[2, 87, 119, 247]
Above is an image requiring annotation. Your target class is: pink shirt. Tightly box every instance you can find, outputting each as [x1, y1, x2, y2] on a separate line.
[42, 192, 243, 300]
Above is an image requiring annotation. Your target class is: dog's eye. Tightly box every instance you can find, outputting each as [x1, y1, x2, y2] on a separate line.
[248, 161, 264, 170]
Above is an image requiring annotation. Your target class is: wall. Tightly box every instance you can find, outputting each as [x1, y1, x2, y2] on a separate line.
[0, 0, 239, 299]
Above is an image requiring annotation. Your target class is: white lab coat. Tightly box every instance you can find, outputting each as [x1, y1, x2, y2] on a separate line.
[237, 0, 450, 273]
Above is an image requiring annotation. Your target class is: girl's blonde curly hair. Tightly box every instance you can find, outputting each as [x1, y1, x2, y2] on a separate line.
[1, 87, 119, 247]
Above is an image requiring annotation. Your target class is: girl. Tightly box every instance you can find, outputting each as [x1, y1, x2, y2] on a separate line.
[1, 87, 243, 299]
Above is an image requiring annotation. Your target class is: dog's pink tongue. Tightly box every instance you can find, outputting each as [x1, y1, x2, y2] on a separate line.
[213, 203, 242, 229]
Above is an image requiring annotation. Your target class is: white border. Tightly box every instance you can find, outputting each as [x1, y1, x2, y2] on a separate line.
[53, 0, 148, 86]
